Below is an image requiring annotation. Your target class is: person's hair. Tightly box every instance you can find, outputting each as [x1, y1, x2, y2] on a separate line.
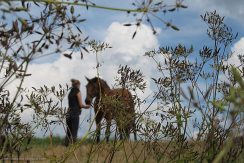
[71, 79, 80, 88]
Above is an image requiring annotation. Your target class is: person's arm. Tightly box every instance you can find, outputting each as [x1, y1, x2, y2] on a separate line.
[77, 93, 90, 109]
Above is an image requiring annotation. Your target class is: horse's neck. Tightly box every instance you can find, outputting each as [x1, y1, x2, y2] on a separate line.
[101, 82, 111, 95]
[96, 83, 111, 99]
[94, 86, 110, 105]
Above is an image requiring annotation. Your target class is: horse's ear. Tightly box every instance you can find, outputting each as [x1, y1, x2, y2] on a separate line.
[85, 76, 90, 82]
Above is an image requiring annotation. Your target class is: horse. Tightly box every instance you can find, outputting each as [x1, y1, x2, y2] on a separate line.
[0, 134, 6, 148]
[85, 77, 137, 143]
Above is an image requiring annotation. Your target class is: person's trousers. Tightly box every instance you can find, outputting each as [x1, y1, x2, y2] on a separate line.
[64, 114, 79, 146]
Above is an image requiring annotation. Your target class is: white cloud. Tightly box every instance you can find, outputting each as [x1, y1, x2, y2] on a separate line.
[104, 22, 159, 61]
[218, 37, 244, 89]
[227, 37, 244, 66]
[7, 22, 160, 137]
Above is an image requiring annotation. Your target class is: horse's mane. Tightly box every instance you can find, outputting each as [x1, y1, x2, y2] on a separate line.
[90, 77, 110, 90]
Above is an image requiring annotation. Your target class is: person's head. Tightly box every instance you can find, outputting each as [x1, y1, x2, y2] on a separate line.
[71, 79, 80, 89]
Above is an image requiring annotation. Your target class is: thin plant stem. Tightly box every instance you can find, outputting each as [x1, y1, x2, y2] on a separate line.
[6, 0, 148, 13]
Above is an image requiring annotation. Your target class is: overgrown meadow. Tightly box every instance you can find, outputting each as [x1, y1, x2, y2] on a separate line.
[0, 1, 243, 162]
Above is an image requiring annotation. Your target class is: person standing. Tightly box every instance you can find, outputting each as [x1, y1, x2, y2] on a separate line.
[64, 79, 90, 146]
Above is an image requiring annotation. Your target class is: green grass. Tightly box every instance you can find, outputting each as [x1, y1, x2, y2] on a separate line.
[235, 150, 244, 163]
[29, 136, 95, 148]
[30, 136, 64, 148]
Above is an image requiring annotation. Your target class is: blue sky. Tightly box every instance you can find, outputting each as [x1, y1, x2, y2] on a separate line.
[6, 0, 244, 137]
[32, 0, 244, 63]
[80, 0, 244, 45]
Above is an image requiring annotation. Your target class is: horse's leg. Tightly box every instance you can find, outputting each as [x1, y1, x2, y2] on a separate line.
[95, 121, 101, 143]
[117, 122, 128, 140]
[120, 127, 129, 140]
[105, 118, 111, 142]
[95, 112, 103, 143]
[96, 123, 101, 143]
[127, 128, 131, 140]
[119, 127, 123, 140]
[133, 126, 137, 141]
[125, 126, 130, 140]
[133, 119, 137, 141]
[116, 120, 125, 140]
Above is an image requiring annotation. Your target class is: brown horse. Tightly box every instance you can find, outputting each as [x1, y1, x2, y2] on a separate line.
[85, 77, 137, 142]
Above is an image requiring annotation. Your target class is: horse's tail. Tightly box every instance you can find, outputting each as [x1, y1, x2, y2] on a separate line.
[127, 90, 137, 141]
[133, 116, 137, 141]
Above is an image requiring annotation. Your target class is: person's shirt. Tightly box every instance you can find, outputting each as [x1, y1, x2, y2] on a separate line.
[68, 87, 81, 115]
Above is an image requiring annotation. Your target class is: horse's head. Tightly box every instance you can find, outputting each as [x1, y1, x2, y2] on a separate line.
[85, 77, 110, 105]
[85, 77, 99, 105]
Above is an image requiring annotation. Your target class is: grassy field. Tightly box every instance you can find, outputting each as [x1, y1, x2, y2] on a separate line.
[19, 137, 159, 163]
[2, 136, 244, 163]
